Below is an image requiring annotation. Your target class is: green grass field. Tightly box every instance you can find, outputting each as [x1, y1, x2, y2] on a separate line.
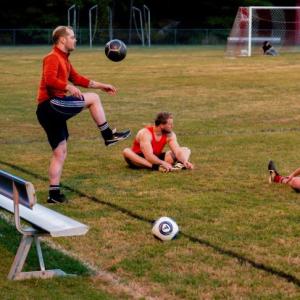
[1, 46, 300, 299]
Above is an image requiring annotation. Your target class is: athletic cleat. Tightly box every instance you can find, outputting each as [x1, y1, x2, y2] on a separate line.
[158, 163, 186, 173]
[105, 129, 131, 146]
[158, 165, 176, 173]
[47, 193, 68, 204]
[268, 160, 279, 184]
[172, 162, 186, 171]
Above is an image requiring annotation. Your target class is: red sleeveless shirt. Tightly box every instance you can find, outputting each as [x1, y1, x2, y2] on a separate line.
[132, 126, 167, 155]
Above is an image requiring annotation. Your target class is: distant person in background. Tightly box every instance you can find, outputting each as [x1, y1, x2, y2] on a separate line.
[123, 112, 194, 172]
[262, 41, 278, 56]
[36, 26, 130, 203]
[268, 160, 300, 192]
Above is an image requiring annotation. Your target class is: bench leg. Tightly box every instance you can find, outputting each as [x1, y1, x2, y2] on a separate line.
[7, 235, 33, 280]
[34, 236, 45, 271]
[7, 234, 69, 280]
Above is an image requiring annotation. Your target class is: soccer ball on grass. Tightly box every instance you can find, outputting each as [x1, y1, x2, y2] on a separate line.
[152, 217, 179, 241]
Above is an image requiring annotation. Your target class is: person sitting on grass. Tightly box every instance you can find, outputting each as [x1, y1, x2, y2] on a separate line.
[123, 112, 194, 172]
[268, 160, 300, 192]
[262, 41, 278, 56]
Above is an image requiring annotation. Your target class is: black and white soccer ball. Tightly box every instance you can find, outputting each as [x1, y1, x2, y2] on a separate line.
[104, 39, 127, 62]
[152, 217, 179, 241]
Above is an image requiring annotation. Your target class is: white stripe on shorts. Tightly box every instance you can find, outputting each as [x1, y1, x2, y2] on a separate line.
[50, 99, 85, 108]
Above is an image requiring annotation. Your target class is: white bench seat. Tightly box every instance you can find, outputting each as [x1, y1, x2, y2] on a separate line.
[0, 194, 88, 237]
[0, 169, 89, 280]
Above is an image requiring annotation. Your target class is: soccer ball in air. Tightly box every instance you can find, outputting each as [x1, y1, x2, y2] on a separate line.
[152, 217, 179, 241]
[104, 39, 127, 62]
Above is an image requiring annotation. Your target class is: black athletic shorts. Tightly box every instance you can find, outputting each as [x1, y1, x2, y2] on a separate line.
[36, 96, 85, 150]
[125, 152, 166, 169]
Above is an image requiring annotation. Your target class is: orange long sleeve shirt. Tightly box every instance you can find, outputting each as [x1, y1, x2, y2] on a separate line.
[37, 46, 90, 103]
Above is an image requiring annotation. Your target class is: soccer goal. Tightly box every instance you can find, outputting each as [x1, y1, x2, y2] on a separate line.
[226, 6, 300, 56]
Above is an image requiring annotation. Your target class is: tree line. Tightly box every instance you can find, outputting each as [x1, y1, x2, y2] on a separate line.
[0, 0, 297, 29]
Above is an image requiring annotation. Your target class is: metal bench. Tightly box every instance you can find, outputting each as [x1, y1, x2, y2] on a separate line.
[0, 169, 89, 280]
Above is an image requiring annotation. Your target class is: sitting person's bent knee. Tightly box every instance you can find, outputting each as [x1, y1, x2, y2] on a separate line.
[182, 146, 191, 154]
[122, 148, 131, 157]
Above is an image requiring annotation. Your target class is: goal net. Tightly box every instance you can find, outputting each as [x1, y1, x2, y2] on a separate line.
[226, 6, 300, 56]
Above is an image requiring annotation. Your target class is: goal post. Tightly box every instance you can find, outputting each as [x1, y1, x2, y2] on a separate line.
[226, 6, 300, 57]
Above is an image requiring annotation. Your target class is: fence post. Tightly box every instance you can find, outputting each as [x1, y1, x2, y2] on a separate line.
[12, 29, 16, 46]
[48, 29, 51, 44]
[174, 29, 177, 45]
[206, 29, 209, 45]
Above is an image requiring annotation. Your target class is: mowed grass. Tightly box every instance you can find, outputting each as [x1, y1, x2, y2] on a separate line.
[1, 46, 300, 299]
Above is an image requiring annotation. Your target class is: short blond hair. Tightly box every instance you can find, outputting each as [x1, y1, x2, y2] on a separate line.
[52, 26, 73, 44]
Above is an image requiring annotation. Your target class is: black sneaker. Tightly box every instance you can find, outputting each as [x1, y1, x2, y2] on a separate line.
[268, 160, 279, 184]
[105, 129, 131, 146]
[47, 193, 68, 204]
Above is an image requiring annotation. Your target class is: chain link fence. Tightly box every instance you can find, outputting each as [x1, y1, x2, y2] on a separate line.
[0, 28, 230, 46]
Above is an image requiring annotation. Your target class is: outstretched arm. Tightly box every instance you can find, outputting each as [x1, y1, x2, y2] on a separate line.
[65, 80, 117, 98]
[88, 80, 117, 95]
[68, 64, 117, 96]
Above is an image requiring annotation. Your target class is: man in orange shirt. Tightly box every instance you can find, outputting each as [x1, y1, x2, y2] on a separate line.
[36, 26, 130, 203]
[123, 112, 194, 172]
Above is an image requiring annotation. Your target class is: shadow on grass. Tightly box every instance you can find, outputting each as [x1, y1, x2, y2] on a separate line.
[0, 217, 90, 276]
[1, 159, 300, 287]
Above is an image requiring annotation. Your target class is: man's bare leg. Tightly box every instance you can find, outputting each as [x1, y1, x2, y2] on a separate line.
[49, 140, 67, 185]
[123, 147, 192, 171]
[48, 140, 68, 203]
[83, 92, 106, 125]
[165, 147, 191, 164]
[123, 148, 152, 168]
[176, 147, 191, 162]
[164, 150, 176, 164]
[83, 92, 130, 145]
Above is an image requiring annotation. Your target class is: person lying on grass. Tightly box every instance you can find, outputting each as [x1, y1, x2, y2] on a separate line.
[268, 160, 300, 192]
